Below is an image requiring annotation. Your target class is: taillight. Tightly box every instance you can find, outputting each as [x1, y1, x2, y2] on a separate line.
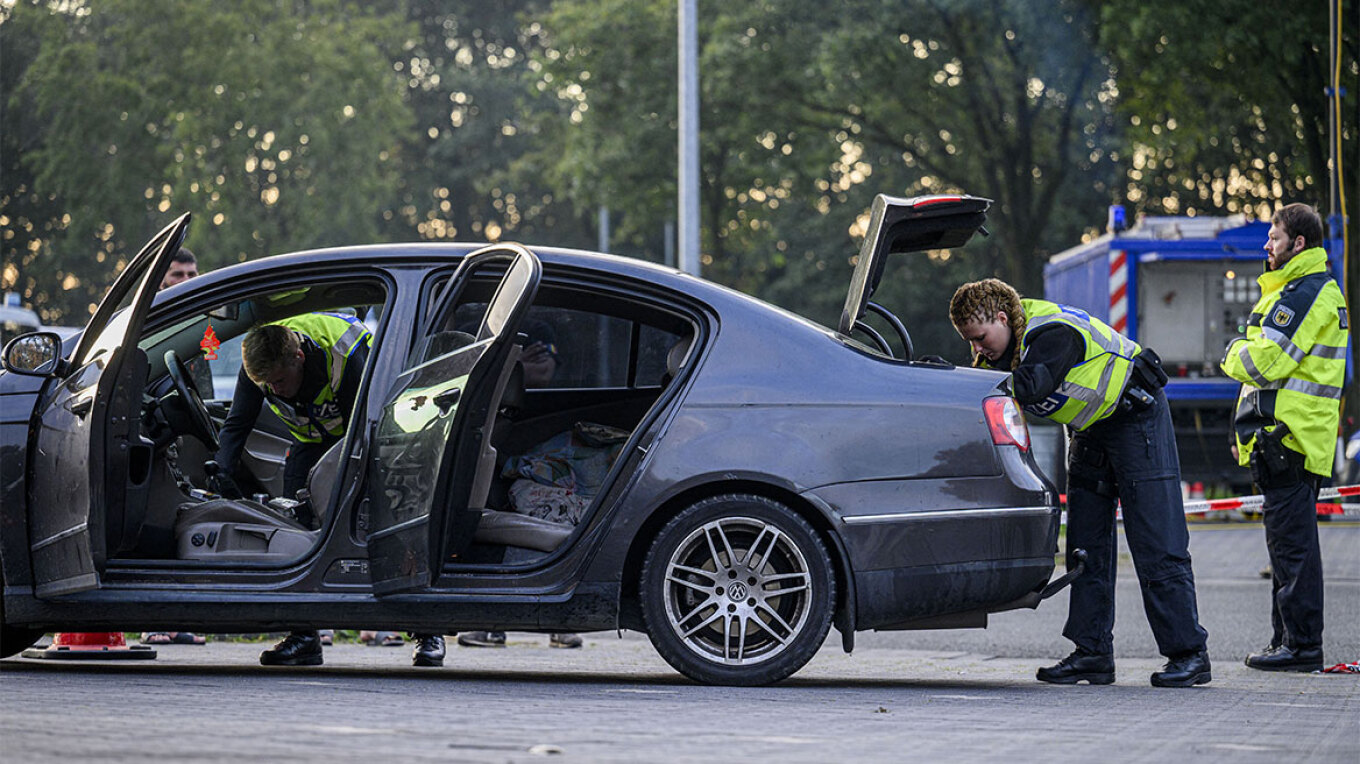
[983, 397, 1030, 451]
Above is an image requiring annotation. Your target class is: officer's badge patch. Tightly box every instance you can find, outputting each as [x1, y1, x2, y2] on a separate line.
[1027, 394, 1067, 417]
[1271, 304, 1295, 327]
[1340, 307, 1350, 330]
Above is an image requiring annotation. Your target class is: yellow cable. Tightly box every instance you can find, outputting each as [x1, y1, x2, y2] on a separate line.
[1334, 0, 1347, 267]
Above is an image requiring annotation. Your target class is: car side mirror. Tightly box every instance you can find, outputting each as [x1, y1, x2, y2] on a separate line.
[2, 331, 66, 377]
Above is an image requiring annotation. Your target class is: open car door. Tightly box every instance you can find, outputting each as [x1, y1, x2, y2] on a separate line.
[367, 244, 540, 595]
[838, 194, 991, 345]
[28, 213, 191, 597]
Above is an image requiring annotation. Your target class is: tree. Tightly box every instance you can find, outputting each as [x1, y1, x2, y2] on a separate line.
[1083, 0, 1358, 221]
[805, 0, 1121, 297]
[376, 0, 598, 251]
[5, 0, 414, 324]
[0, 1, 71, 324]
[523, 0, 1120, 359]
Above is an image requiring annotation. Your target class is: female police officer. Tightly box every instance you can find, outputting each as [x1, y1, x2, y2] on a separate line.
[950, 279, 1210, 687]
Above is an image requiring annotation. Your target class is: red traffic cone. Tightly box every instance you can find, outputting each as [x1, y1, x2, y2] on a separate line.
[22, 632, 156, 660]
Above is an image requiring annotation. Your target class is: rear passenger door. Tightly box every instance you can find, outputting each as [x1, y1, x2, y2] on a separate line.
[366, 245, 540, 594]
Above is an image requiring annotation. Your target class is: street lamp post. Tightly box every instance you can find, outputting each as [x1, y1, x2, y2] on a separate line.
[678, 0, 700, 277]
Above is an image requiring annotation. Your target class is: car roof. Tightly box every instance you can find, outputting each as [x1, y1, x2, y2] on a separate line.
[158, 241, 835, 335]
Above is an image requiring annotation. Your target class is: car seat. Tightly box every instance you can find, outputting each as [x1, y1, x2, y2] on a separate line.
[661, 334, 693, 386]
[173, 439, 345, 562]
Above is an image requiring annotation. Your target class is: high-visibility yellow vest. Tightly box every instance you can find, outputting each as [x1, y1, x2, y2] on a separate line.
[264, 313, 371, 443]
[1221, 248, 1348, 476]
[1018, 299, 1142, 431]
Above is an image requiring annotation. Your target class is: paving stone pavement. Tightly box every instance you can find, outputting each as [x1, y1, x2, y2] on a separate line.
[2, 522, 1357, 762]
[2, 637, 1357, 763]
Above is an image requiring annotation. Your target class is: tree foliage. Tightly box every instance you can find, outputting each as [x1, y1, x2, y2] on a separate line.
[523, 0, 1119, 355]
[1082, 0, 1358, 222]
[4, 0, 414, 323]
[376, 0, 597, 250]
[2, 0, 1349, 364]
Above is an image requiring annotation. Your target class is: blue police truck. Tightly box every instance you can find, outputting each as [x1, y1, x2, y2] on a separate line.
[1043, 207, 1348, 494]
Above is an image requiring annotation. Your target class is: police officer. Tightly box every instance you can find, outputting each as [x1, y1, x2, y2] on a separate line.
[213, 313, 450, 669]
[951, 279, 1210, 687]
[215, 312, 372, 507]
[1222, 203, 1347, 673]
[212, 312, 373, 667]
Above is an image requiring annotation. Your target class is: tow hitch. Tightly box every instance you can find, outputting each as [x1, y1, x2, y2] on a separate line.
[1039, 548, 1087, 601]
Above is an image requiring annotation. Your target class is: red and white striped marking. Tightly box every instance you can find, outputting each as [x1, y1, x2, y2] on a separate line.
[1181, 485, 1360, 515]
[1108, 249, 1128, 334]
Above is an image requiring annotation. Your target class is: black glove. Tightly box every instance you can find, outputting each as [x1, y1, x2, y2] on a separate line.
[204, 460, 244, 499]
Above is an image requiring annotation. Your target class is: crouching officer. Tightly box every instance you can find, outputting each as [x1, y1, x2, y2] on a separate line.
[213, 312, 373, 666]
[1222, 203, 1347, 673]
[951, 279, 1210, 687]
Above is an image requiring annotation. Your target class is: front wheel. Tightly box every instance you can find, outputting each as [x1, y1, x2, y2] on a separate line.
[640, 494, 835, 686]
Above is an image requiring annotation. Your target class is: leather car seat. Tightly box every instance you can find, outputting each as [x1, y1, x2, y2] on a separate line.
[174, 439, 346, 561]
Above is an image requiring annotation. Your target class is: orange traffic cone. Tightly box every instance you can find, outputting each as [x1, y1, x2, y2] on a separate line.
[21, 632, 156, 660]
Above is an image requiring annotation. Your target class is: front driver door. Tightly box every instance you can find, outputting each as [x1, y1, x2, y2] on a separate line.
[367, 244, 540, 595]
[28, 213, 190, 597]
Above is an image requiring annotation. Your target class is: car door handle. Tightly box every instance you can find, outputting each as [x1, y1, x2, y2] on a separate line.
[434, 388, 461, 413]
[68, 396, 93, 418]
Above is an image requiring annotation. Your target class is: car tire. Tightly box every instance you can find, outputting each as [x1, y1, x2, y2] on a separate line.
[640, 494, 835, 686]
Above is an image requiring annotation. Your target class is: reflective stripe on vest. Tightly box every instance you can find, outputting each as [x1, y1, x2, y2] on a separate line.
[1019, 299, 1141, 430]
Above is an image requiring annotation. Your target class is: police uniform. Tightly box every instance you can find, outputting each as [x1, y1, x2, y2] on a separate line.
[1221, 246, 1347, 655]
[216, 312, 372, 496]
[990, 299, 1209, 665]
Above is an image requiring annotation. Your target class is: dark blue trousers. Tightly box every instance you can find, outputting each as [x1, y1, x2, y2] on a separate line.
[1063, 388, 1208, 658]
[1262, 475, 1324, 650]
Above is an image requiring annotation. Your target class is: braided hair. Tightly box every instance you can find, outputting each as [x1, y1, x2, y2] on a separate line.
[948, 278, 1027, 370]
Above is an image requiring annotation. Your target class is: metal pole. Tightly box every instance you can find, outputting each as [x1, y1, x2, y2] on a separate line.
[678, 0, 701, 277]
[1329, 0, 1358, 427]
[598, 206, 610, 254]
[664, 220, 675, 268]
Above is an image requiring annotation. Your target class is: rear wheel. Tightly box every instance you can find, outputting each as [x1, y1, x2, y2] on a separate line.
[640, 494, 835, 686]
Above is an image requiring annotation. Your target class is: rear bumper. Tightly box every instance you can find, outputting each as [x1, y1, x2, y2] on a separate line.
[839, 505, 1061, 630]
[805, 472, 1061, 631]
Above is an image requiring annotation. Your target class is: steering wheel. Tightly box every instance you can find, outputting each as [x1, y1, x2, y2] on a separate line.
[165, 349, 219, 451]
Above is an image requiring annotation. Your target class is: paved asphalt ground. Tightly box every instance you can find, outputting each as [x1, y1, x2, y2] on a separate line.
[2, 522, 1357, 763]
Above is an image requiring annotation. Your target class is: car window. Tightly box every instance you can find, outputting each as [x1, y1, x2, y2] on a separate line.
[200, 306, 381, 400]
[138, 282, 386, 400]
[208, 334, 245, 400]
[430, 272, 687, 391]
[521, 306, 680, 389]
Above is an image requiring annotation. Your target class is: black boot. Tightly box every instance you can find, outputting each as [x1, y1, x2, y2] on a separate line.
[411, 633, 446, 667]
[1036, 649, 1115, 685]
[1151, 650, 1211, 687]
[260, 631, 323, 666]
[1245, 644, 1323, 672]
